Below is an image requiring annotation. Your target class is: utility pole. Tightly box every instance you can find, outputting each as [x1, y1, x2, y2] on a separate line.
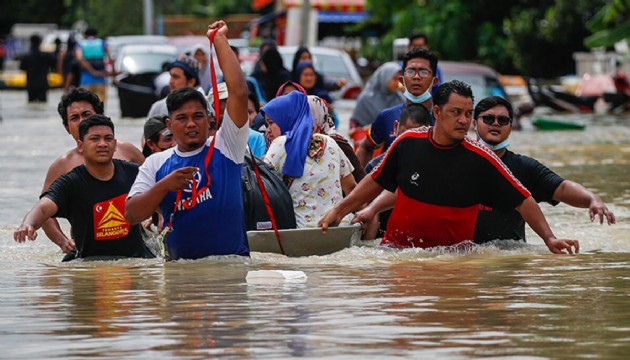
[300, 0, 310, 46]
[143, 0, 154, 35]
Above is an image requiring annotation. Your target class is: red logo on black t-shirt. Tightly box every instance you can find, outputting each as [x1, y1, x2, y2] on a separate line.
[93, 194, 130, 240]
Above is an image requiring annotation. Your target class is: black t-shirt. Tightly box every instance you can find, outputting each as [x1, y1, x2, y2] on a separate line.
[474, 150, 564, 243]
[372, 128, 530, 248]
[43, 160, 145, 258]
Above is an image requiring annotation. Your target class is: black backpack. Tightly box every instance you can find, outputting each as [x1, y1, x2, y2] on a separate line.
[241, 150, 296, 231]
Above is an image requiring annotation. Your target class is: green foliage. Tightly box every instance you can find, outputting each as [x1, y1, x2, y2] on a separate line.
[0, 0, 65, 35]
[584, 0, 630, 48]
[82, 0, 144, 36]
[363, 0, 611, 78]
[506, 0, 607, 77]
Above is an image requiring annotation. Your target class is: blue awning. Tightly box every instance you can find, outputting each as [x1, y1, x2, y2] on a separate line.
[318, 11, 368, 23]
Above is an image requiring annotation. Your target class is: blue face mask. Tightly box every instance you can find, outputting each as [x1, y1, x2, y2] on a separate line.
[478, 137, 510, 151]
[403, 79, 432, 104]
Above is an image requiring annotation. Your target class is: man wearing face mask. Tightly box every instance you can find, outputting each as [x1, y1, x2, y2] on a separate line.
[356, 48, 438, 167]
[473, 96, 616, 243]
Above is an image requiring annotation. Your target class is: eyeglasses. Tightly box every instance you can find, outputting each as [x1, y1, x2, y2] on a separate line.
[480, 114, 512, 126]
[404, 68, 432, 78]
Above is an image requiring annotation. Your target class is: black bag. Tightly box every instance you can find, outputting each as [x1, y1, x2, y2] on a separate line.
[241, 150, 296, 231]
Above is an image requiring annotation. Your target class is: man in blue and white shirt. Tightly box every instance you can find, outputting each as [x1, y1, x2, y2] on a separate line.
[126, 21, 250, 260]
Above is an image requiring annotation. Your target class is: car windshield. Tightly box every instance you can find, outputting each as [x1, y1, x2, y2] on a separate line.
[280, 52, 349, 79]
[121, 52, 175, 74]
[441, 73, 506, 104]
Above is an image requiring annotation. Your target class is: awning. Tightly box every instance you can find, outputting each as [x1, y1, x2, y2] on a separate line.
[283, 0, 365, 12]
[252, 0, 274, 11]
[318, 11, 368, 23]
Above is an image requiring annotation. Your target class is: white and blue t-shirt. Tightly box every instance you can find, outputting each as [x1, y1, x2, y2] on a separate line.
[130, 111, 250, 260]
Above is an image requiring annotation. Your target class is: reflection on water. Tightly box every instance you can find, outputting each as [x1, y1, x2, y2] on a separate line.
[0, 89, 629, 358]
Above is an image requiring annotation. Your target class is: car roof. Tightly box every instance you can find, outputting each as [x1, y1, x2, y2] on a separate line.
[118, 43, 178, 55]
[278, 45, 347, 56]
[439, 61, 500, 77]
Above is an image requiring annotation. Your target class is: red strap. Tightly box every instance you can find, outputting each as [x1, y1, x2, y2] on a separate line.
[207, 29, 222, 129]
[249, 147, 285, 255]
[167, 189, 183, 230]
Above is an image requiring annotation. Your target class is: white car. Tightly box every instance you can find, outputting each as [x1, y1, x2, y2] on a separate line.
[277, 46, 363, 100]
[114, 43, 178, 118]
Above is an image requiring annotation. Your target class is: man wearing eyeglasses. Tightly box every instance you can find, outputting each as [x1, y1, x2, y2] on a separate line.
[473, 96, 616, 243]
[320, 81, 580, 255]
[356, 48, 438, 167]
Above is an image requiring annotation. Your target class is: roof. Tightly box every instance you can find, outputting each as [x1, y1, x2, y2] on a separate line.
[439, 61, 500, 77]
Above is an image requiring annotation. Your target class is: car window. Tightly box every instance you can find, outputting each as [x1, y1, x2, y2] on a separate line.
[441, 73, 506, 104]
[279, 52, 349, 79]
[121, 53, 176, 74]
[312, 54, 349, 79]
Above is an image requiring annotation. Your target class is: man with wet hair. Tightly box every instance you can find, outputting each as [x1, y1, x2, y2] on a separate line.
[320, 80, 580, 255]
[15, 115, 149, 261]
[41, 87, 144, 254]
[126, 21, 251, 260]
[473, 95, 616, 243]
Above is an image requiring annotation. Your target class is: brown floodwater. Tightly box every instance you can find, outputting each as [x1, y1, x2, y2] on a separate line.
[0, 88, 628, 359]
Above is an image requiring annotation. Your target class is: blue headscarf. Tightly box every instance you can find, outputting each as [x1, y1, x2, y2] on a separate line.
[261, 91, 314, 177]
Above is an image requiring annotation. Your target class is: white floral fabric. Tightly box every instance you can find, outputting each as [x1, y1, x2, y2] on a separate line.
[264, 134, 354, 228]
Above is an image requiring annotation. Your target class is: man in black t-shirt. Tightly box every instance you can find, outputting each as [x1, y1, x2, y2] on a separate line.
[472, 96, 616, 243]
[14, 115, 149, 261]
[319, 81, 580, 255]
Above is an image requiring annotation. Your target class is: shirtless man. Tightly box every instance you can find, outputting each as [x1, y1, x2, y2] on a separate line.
[42, 87, 144, 254]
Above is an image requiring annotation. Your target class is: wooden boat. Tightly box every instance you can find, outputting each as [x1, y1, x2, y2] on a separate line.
[531, 117, 586, 131]
[247, 224, 361, 257]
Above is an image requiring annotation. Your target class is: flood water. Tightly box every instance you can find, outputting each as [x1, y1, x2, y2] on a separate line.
[0, 87, 629, 359]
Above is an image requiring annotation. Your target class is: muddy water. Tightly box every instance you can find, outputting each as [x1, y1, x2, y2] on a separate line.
[0, 88, 628, 359]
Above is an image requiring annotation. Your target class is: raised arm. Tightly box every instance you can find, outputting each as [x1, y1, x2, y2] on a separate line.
[208, 21, 248, 128]
[553, 180, 616, 225]
[516, 196, 580, 255]
[14, 198, 59, 242]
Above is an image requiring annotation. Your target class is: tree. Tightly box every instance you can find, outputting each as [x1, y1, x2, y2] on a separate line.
[584, 0, 630, 49]
[363, 0, 609, 78]
[505, 0, 607, 77]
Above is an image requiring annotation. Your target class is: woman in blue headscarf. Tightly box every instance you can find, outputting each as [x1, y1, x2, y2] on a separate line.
[261, 91, 356, 228]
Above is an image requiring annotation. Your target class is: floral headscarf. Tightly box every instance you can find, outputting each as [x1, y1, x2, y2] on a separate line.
[307, 95, 336, 136]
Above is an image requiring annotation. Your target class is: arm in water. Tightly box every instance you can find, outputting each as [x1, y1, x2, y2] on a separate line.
[319, 175, 383, 233]
[516, 196, 580, 255]
[14, 198, 59, 242]
[40, 160, 75, 253]
[553, 180, 616, 225]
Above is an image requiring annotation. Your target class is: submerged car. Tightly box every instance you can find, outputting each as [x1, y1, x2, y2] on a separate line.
[439, 61, 508, 105]
[277, 46, 363, 100]
[114, 43, 178, 118]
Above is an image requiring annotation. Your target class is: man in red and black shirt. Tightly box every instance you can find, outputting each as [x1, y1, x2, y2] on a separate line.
[319, 80, 579, 254]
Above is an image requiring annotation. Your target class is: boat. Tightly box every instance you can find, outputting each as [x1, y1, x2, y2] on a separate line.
[247, 224, 361, 257]
[531, 117, 586, 131]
